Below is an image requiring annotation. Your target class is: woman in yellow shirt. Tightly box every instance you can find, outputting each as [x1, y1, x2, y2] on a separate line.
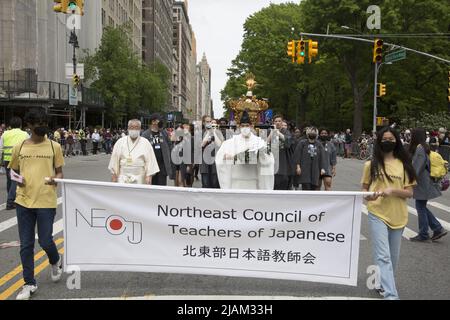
[361, 127, 416, 300]
[9, 108, 65, 300]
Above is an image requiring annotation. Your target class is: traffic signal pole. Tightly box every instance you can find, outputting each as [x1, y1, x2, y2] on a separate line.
[299, 32, 450, 64]
[72, 29, 77, 75]
[373, 63, 379, 134]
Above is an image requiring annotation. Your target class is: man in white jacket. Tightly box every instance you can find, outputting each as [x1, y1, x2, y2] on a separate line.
[108, 119, 159, 184]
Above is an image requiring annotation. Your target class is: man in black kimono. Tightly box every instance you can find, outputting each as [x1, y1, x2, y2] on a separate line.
[293, 127, 327, 190]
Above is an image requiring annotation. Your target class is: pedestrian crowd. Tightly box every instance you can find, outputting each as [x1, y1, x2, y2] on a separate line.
[0, 109, 448, 301]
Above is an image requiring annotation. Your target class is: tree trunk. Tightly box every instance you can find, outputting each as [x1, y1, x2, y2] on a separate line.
[352, 89, 363, 137]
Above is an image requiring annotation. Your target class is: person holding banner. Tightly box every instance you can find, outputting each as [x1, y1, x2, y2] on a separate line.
[361, 126, 416, 300]
[8, 108, 65, 300]
[108, 119, 159, 185]
[216, 110, 274, 190]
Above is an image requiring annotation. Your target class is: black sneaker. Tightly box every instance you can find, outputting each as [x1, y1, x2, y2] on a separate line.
[431, 229, 448, 241]
[374, 287, 385, 297]
[409, 235, 430, 242]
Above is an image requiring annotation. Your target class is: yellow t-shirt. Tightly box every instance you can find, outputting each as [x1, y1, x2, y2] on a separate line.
[361, 159, 416, 229]
[9, 139, 64, 209]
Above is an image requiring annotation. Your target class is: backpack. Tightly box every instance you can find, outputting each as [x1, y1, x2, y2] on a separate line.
[429, 151, 448, 179]
[429, 151, 449, 191]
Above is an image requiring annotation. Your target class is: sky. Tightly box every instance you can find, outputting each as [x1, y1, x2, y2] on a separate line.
[188, 0, 295, 118]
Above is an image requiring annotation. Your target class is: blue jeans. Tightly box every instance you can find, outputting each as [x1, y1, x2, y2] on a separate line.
[16, 205, 59, 286]
[415, 200, 443, 239]
[368, 213, 403, 300]
[105, 140, 112, 154]
[4, 162, 16, 207]
[7, 180, 17, 207]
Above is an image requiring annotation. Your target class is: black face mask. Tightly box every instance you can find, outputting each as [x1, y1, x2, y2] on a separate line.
[308, 134, 317, 140]
[34, 126, 49, 137]
[380, 141, 396, 153]
[319, 136, 328, 142]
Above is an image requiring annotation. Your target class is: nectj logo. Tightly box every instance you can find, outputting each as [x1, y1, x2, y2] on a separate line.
[75, 208, 143, 244]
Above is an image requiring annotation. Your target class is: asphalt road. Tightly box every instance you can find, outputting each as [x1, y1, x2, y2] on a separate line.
[0, 154, 449, 300]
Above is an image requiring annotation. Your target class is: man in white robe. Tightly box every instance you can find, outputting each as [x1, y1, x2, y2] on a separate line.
[216, 111, 274, 190]
[108, 119, 159, 184]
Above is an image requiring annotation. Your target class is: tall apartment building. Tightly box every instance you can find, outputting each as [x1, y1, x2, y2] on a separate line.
[101, 0, 142, 56]
[0, 0, 101, 84]
[187, 29, 197, 120]
[142, 0, 174, 112]
[142, 0, 173, 69]
[172, 1, 192, 118]
[196, 53, 212, 118]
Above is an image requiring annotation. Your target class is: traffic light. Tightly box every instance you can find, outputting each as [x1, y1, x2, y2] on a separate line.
[297, 40, 306, 64]
[67, 0, 84, 15]
[73, 74, 80, 87]
[53, 0, 83, 15]
[53, 0, 69, 13]
[308, 40, 319, 63]
[373, 39, 384, 64]
[287, 41, 296, 63]
[74, 0, 85, 15]
[378, 83, 387, 97]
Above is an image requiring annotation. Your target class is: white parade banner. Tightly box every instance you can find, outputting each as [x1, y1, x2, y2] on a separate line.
[60, 179, 365, 286]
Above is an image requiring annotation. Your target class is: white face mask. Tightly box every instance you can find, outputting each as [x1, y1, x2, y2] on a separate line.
[129, 130, 140, 139]
[241, 127, 251, 137]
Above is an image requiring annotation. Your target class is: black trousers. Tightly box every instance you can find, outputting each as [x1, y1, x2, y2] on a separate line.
[92, 141, 98, 154]
[302, 183, 317, 190]
[201, 172, 219, 189]
[80, 139, 87, 155]
[274, 174, 289, 190]
[153, 172, 167, 186]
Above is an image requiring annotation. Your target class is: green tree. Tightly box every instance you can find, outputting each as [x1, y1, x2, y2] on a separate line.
[222, 0, 450, 134]
[83, 25, 169, 124]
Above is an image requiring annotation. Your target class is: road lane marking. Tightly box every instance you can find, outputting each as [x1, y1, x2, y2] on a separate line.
[0, 238, 64, 288]
[0, 198, 63, 233]
[428, 201, 450, 214]
[0, 247, 65, 300]
[0, 217, 17, 233]
[361, 205, 418, 240]
[407, 205, 450, 231]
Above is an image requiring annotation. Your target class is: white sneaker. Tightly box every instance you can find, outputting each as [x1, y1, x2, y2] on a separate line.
[51, 255, 63, 282]
[16, 284, 38, 300]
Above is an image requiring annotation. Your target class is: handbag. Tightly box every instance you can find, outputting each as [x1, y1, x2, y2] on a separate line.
[440, 175, 450, 191]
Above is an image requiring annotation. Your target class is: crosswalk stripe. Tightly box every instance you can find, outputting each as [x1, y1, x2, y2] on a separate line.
[428, 201, 450, 214]
[407, 205, 450, 231]
[0, 198, 63, 234]
[0, 217, 17, 233]
[361, 205, 418, 240]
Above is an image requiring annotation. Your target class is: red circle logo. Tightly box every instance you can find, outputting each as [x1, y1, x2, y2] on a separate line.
[109, 219, 123, 231]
